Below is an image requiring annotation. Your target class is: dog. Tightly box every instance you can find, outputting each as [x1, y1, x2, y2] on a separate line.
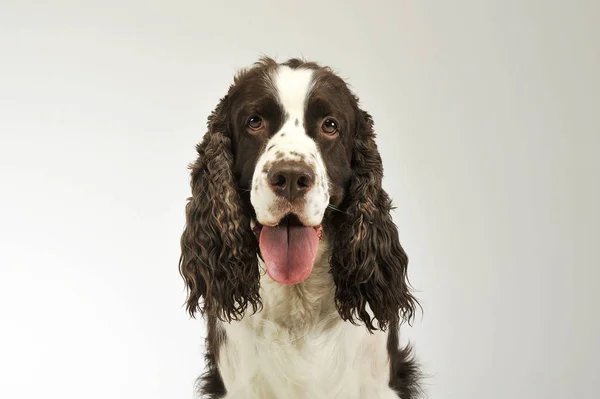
[179, 57, 421, 398]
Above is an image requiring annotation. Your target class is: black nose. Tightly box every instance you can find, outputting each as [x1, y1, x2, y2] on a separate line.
[267, 162, 315, 201]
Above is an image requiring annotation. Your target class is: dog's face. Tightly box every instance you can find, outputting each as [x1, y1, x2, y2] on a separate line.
[180, 58, 417, 331]
[225, 60, 357, 284]
[230, 62, 354, 222]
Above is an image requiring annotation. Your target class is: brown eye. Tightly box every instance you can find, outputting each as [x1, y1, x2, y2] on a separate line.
[247, 115, 263, 131]
[321, 118, 338, 135]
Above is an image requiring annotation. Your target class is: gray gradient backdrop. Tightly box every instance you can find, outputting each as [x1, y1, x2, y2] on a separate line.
[1, 1, 598, 399]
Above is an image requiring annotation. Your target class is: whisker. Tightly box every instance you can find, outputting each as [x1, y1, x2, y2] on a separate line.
[327, 204, 349, 215]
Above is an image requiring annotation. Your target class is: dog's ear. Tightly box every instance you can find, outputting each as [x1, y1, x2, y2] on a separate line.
[179, 93, 261, 322]
[330, 105, 419, 333]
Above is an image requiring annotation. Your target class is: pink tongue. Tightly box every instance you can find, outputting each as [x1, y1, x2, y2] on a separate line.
[259, 224, 319, 285]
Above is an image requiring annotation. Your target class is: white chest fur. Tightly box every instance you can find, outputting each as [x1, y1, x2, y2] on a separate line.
[216, 243, 400, 399]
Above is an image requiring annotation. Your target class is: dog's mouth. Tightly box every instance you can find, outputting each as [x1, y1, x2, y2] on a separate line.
[253, 214, 323, 238]
[253, 214, 323, 285]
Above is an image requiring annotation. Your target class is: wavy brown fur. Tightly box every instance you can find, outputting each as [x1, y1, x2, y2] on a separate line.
[179, 94, 261, 322]
[330, 106, 419, 333]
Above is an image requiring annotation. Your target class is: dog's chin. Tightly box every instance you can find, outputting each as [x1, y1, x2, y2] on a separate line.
[253, 214, 323, 285]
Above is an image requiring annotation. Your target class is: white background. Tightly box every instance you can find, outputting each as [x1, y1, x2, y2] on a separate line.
[1, 1, 598, 398]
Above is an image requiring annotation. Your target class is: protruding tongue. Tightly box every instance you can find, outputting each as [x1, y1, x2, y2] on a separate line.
[259, 219, 320, 285]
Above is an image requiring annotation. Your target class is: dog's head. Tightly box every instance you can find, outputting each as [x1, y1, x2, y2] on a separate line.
[179, 57, 417, 331]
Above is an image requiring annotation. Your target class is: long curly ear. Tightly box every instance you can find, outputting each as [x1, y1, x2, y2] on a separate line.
[179, 94, 261, 322]
[330, 107, 419, 333]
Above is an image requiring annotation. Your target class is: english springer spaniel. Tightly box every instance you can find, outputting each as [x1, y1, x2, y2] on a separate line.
[179, 57, 421, 399]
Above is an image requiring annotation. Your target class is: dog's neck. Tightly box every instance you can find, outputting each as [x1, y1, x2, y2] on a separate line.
[253, 236, 338, 331]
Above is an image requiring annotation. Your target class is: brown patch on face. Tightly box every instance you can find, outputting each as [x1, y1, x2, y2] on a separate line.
[304, 68, 356, 210]
[228, 58, 285, 192]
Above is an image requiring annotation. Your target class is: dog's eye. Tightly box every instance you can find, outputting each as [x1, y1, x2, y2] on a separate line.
[321, 118, 338, 136]
[247, 116, 263, 131]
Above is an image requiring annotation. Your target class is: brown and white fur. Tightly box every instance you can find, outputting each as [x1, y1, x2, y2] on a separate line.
[179, 57, 422, 398]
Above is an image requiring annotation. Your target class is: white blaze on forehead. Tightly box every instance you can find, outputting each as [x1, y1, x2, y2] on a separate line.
[272, 66, 314, 124]
[251, 64, 330, 228]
